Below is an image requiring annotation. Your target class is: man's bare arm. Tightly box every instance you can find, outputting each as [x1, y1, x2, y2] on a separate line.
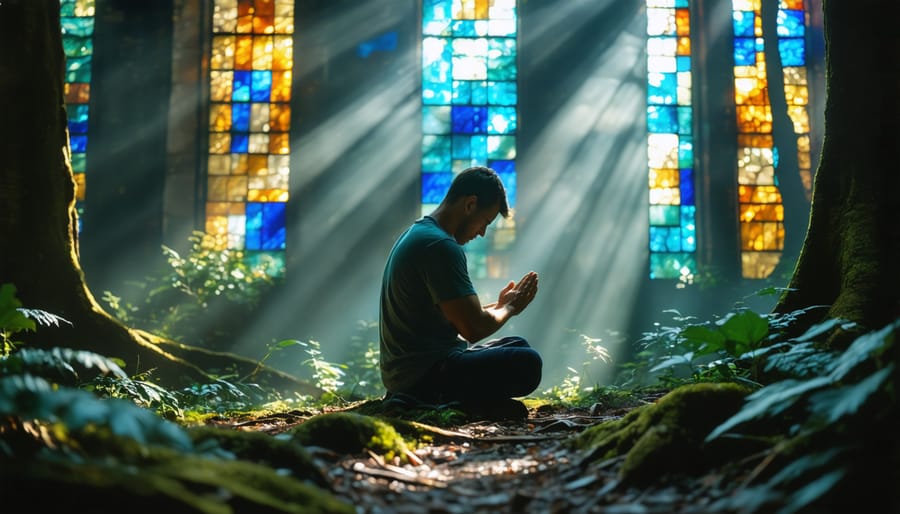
[439, 271, 538, 343]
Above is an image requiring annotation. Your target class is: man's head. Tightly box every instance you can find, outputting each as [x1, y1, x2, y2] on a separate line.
[442, 166, 510, 245]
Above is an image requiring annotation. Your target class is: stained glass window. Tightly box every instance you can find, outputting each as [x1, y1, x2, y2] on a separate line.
[777, 0, 813, 198]
[421, 0, 518, 279]
[732, 0, 785, 279]
[206, 0, 294, 276]
[646, 0, 697, 281]
[61, 0, 96, 234]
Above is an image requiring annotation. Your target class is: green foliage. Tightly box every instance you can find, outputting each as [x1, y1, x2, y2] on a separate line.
[0, 283, 69, 356]
[704, 318, 899, 513]
[539, 331, 615, 405]
[101, 231, 276, 348]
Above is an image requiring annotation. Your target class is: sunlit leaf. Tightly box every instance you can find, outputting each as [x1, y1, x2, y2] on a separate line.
[718, 310, 768, 347]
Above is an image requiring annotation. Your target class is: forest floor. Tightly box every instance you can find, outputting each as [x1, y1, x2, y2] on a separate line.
[211, 391, 764, 514]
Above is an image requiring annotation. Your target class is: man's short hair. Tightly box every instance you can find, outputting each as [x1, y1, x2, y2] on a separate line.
[444, 166, 510, 218]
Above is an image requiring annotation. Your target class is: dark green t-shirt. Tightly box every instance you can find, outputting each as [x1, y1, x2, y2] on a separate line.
[379, 216, 475, 392]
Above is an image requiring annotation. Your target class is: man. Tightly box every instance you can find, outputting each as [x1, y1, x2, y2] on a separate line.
[379, 166, 542, 420]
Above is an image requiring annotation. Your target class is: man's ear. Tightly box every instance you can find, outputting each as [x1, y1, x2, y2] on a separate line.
[463, 195, 478, 214]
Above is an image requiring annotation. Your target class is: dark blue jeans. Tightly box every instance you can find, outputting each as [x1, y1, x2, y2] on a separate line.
[410, 336, 542, 404]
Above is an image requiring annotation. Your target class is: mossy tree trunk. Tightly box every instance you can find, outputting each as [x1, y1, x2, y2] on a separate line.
[0, 0, 316, 394]
[773, 0, 900, 340]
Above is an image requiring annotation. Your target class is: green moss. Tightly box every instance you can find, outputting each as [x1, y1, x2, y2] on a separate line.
[573, 382, 752, 484]
[289, 412, 412, 462]
[187, 424, 329, 488]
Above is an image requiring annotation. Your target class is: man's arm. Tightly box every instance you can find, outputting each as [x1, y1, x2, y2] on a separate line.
[439, 271, 538, 343]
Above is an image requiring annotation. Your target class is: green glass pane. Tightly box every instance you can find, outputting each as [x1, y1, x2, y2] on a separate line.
[63, 36, 93, 58]
[649, 205, 680, 226]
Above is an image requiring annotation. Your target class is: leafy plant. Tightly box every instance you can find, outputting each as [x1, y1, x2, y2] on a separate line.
[0, 283, 70, 357]
[101, 231, 276, 348]
[540, 331, 614, 405]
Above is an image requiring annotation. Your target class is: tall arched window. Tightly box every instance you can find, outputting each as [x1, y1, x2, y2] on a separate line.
[61, 0, 96, 234]
[421, 0, 518, 279]
[646, 0, 697, 281]
[206, 0, 294, 276]
[776, 0, 813, 199]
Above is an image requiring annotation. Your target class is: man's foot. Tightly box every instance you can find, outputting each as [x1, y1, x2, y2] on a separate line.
[461, 398, 529, 422]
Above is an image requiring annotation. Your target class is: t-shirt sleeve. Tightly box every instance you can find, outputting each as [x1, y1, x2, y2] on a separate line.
[423, 239, 476, 303]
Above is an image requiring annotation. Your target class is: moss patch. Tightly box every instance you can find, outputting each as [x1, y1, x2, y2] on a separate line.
[289, 412, 412, 462]
[573, 382, 752, 484]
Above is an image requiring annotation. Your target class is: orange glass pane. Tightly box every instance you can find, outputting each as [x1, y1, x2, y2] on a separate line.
[65, 83, 91, 104]
[235, 35, 253, 70]
[209, 103, 232, 131]
[73, 172, 86, 201]
[227, 176, 249, 201]
[248, 155, 268, 174]
[273, 35, 292, 70]
[256, 0, 275, 15]
[208, 176, 228, 201]
[252, 36, 273, 69]
[475, 0, 489, 19]
[269, 133, 290, 154]
[737, 134, 773, 147]
[253, 15, 274, 34]
[270, 104, 291, 131]
[675, 9, 690, 36]
[271, 71, 292, 101]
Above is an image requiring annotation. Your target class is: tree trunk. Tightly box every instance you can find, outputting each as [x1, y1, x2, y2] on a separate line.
[0, 0, 316, 394]
[773, 0, 900, 341]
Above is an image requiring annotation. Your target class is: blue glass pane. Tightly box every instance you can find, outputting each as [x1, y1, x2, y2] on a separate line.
[422, 172, 453, 203]
[423, 0, 451, 26]
[262, 203, 286, 250]
[648, 72, 677, 105]
[680, 168, 695, 205]
[453, 81, 472, 103]
[487, 81, 516, 106]
[232, 103, 251, 131]
[649, 227, 669, 252]
[451, 20, 479, 37]
[452, 106, 487, 134]
[423, 106, 451, 134]
[67, 104, 90, 132]
[63, 36, 92, 58]
[647, 106, 679, 133]
[674, 0, 689, 7]
[665, 227, 682, 251]
[734, 38, 757, 66]
[452, 135, 471, 159]
[487, 106, 516, 134]
[681, 206, 696, 251]
[777, 10, 805, 38]
[231, 134, 249, 153]
[423, 136, 451, 172]
[65, 55, 91, 83]
[732, 11, 755, 38]
[487, 39, 516, 81]
[232, 71, 251, 102]
[61, 17, 94, 37]
[246, 203, 263, 250]
[678, 136, 693, 168]
[423, 79, 452, 105]
[470, 135, 488, 161]
[778, 39, 806, 66]
[470, 81, 488, 105]
[491, 160, 516, 207]
[677, 106, 692, 134]
[70, 135, 88, 153]
[250, 71, 272, 102]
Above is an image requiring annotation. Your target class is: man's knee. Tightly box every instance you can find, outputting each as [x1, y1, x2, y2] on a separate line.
[515, 349, 542, 393]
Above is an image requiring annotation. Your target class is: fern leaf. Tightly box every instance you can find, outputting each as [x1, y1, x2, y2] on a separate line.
[809, 366, 894, 424]
[828, 320, 899, 381]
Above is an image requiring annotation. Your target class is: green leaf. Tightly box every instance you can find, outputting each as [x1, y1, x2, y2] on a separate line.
[828, 319, 900, 381]
[680, 325, 726, 354]
[0, 284, 36, 334]
[776, 469, 846, 514]
[649, 352, 694, 373]
[809, 365, 894, 424]
[718, 310, 768, 347]
[706, 377, 831, 441]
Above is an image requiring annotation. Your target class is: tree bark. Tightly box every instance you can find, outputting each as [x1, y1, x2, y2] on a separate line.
[773, 0, 900, 340]
[0, 0, 317, 394]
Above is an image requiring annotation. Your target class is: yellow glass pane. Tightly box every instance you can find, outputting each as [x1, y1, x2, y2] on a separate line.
[274, 16, 293, 34]
[228, 202, 245, 215]
[782, 66, 808, 86]
[231, 153, 249, 175]
[75, 0, 95, 16]
[253, 36, 273, 70]
[475, 0, 489, 19]
[737, 134, 772, 148]
[248, 176, 266, 190]
[210, 71, 233, 101]
[273, 35, 293, 70]
[649, 168, 680, 188]
[208, 155, 230, 175]
[211, 35, 235, 70]
[227, 176, 248, 201]
[736, 105, 773, 133]
[213, 2, 237, 33]
[235, 35, 253, 70]
[209, 133, 231, 154]
[249, 134, 269, 153]
[208, 176, 228, 201]
[272, 71, 292, 102]
[267, 173, 288, 189]
[741, 252, 780, 279]
[787, 106, 810, 133]
[207, 202, 229, 215]
[798, 149, 811, 169]
[209, 103, 231, 131]
[676, 36, 690, 56]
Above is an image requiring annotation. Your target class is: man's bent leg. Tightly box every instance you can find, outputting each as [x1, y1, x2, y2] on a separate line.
[441, 337, 542, 402]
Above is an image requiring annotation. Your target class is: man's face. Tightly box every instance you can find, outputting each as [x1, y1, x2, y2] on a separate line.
[456, 198, 500, 245]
